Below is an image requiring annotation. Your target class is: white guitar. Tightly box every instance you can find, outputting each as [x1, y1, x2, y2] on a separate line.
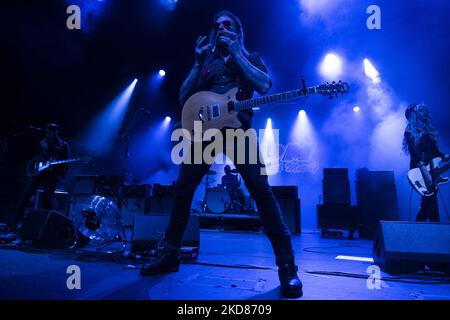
[407, 157, 450, 196]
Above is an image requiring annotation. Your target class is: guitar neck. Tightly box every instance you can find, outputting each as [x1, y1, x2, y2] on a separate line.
[234, 86, 318, 112]
[49, 158, 81, 165]
[437, 161, 450, 175]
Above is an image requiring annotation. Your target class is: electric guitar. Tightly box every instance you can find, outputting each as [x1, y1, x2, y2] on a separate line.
[181, 80, 349, 142]
[407, 157, 450, 196]
[26, 156, 92, 177]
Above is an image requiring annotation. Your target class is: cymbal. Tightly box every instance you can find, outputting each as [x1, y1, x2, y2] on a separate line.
[206, 170, 217, 175]
[229, 169, 239, 174]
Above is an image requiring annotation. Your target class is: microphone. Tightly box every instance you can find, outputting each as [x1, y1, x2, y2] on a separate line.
[139, 107, 151, 116]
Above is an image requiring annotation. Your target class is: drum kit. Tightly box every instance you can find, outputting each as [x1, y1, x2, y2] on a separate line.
[201, 169, 256, 214]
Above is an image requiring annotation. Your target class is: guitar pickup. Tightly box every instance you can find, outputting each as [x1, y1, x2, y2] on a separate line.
[208, 104, 220, 120]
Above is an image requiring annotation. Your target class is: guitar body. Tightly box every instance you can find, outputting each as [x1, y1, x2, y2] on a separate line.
[26, 157, 51, 177]
[180, 81, 349, 142]
[181, 87, 242, 141]
[408, 157, 449, 196]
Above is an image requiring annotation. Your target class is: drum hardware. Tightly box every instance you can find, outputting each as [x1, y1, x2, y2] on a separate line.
[201, 170, 216, 212]
[205, 186, 231, 213]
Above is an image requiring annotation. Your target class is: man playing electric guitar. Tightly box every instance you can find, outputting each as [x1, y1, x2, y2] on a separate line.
[140, 11, 303, 298]
[13, 124, 70, 228]
[403, 104, 449, 222]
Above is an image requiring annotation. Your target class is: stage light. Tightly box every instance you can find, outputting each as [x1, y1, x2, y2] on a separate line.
[353, 106, 361, 112]
[160, 0, 178, 11]
[80, 78, 138, 154]
[290, 107, 317, 146]
[319, 53, 343, 79]
[363, 58, 380, 84]
[159, 69, 166, 77]
[165, 116, 171, 122]
[260, 118, 279, 175]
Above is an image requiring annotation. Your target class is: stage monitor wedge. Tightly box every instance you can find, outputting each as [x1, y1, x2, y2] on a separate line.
[20, 209, 77, 249]
[373, 221, 450, 274]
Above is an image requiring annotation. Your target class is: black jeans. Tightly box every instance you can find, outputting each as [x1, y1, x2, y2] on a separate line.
[163, 137, 295, 266]
[416, 193, 440, 222]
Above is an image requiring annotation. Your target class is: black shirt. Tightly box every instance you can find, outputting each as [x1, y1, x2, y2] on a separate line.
[195, 51, 270, 129]
[39, 138, 70, 175]
[404, 131, 444, 169]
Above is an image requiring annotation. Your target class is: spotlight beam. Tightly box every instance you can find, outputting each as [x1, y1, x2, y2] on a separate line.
[81, 78, 138, 155]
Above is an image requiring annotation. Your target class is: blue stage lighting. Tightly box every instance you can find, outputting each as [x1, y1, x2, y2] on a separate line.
[353, 106, 361, 112]
[80, 78, 138, 155]
[260, 118, 279, 175]
[290, 107, 317, 146]
[363, 58, 380, 84]
[319, 53, 343, 79]
[159, 69, 166, 77]
[160, 0, 178, 11]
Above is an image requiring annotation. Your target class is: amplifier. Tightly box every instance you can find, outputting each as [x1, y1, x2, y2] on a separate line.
[356, 169, 399, 238]
[133, 214, 200, 251]
[272, 186, 301, 234]
[152, 184, 174, 197]
[271, 186, 298, 199]
[322, 168, 350, 205]
[96, 175, 121, 197]
[122, 184, 152, 198]
[72, 175, 98, 194]
[120, 197, 148, 226]
[34, 189, 70, 216]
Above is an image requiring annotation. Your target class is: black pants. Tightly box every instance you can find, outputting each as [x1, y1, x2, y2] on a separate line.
[163, 138, 295, 266]
[14, 173, 59, 225]
[416, 193, 440, 222]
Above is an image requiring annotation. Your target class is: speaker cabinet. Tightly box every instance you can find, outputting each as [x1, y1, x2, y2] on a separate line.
[34, 190, 70, 216]
[322, 168, 350, 205]
[357, 169, 399, 239]
[373, 221, 450, 274]
[317, 204, 359, 237]
[133, 214, 199, 249]
[20, 209, 76, 249]
[120, 197, 148, 226]
[272, 186, 301, 235]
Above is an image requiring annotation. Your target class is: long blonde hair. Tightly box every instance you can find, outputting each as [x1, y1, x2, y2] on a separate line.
[403, 104, 438, 154]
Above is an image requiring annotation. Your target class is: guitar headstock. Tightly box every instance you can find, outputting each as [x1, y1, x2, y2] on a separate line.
[316, 81, 349, 99]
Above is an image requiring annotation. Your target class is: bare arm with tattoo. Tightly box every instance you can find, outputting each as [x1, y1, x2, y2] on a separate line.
[217, 29, 271, 95]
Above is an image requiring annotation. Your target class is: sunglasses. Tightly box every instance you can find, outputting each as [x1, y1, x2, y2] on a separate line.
[213, 20, 234, 31]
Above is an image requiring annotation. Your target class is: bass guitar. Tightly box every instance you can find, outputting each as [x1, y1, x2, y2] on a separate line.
[407, 157, 449, 196]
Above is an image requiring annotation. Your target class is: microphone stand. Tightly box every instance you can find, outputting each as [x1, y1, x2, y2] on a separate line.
[119, 107, 146, 257]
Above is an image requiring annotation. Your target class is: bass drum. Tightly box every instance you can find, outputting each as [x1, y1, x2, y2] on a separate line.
[205, 187, 231, 213]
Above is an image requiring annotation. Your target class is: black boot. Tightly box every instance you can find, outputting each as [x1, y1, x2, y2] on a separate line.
[140, 247, 180, 276]
[278, 263, 303, 298]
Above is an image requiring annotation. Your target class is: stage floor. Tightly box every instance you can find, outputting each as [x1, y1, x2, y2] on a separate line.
[1, 230, 450, 300]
